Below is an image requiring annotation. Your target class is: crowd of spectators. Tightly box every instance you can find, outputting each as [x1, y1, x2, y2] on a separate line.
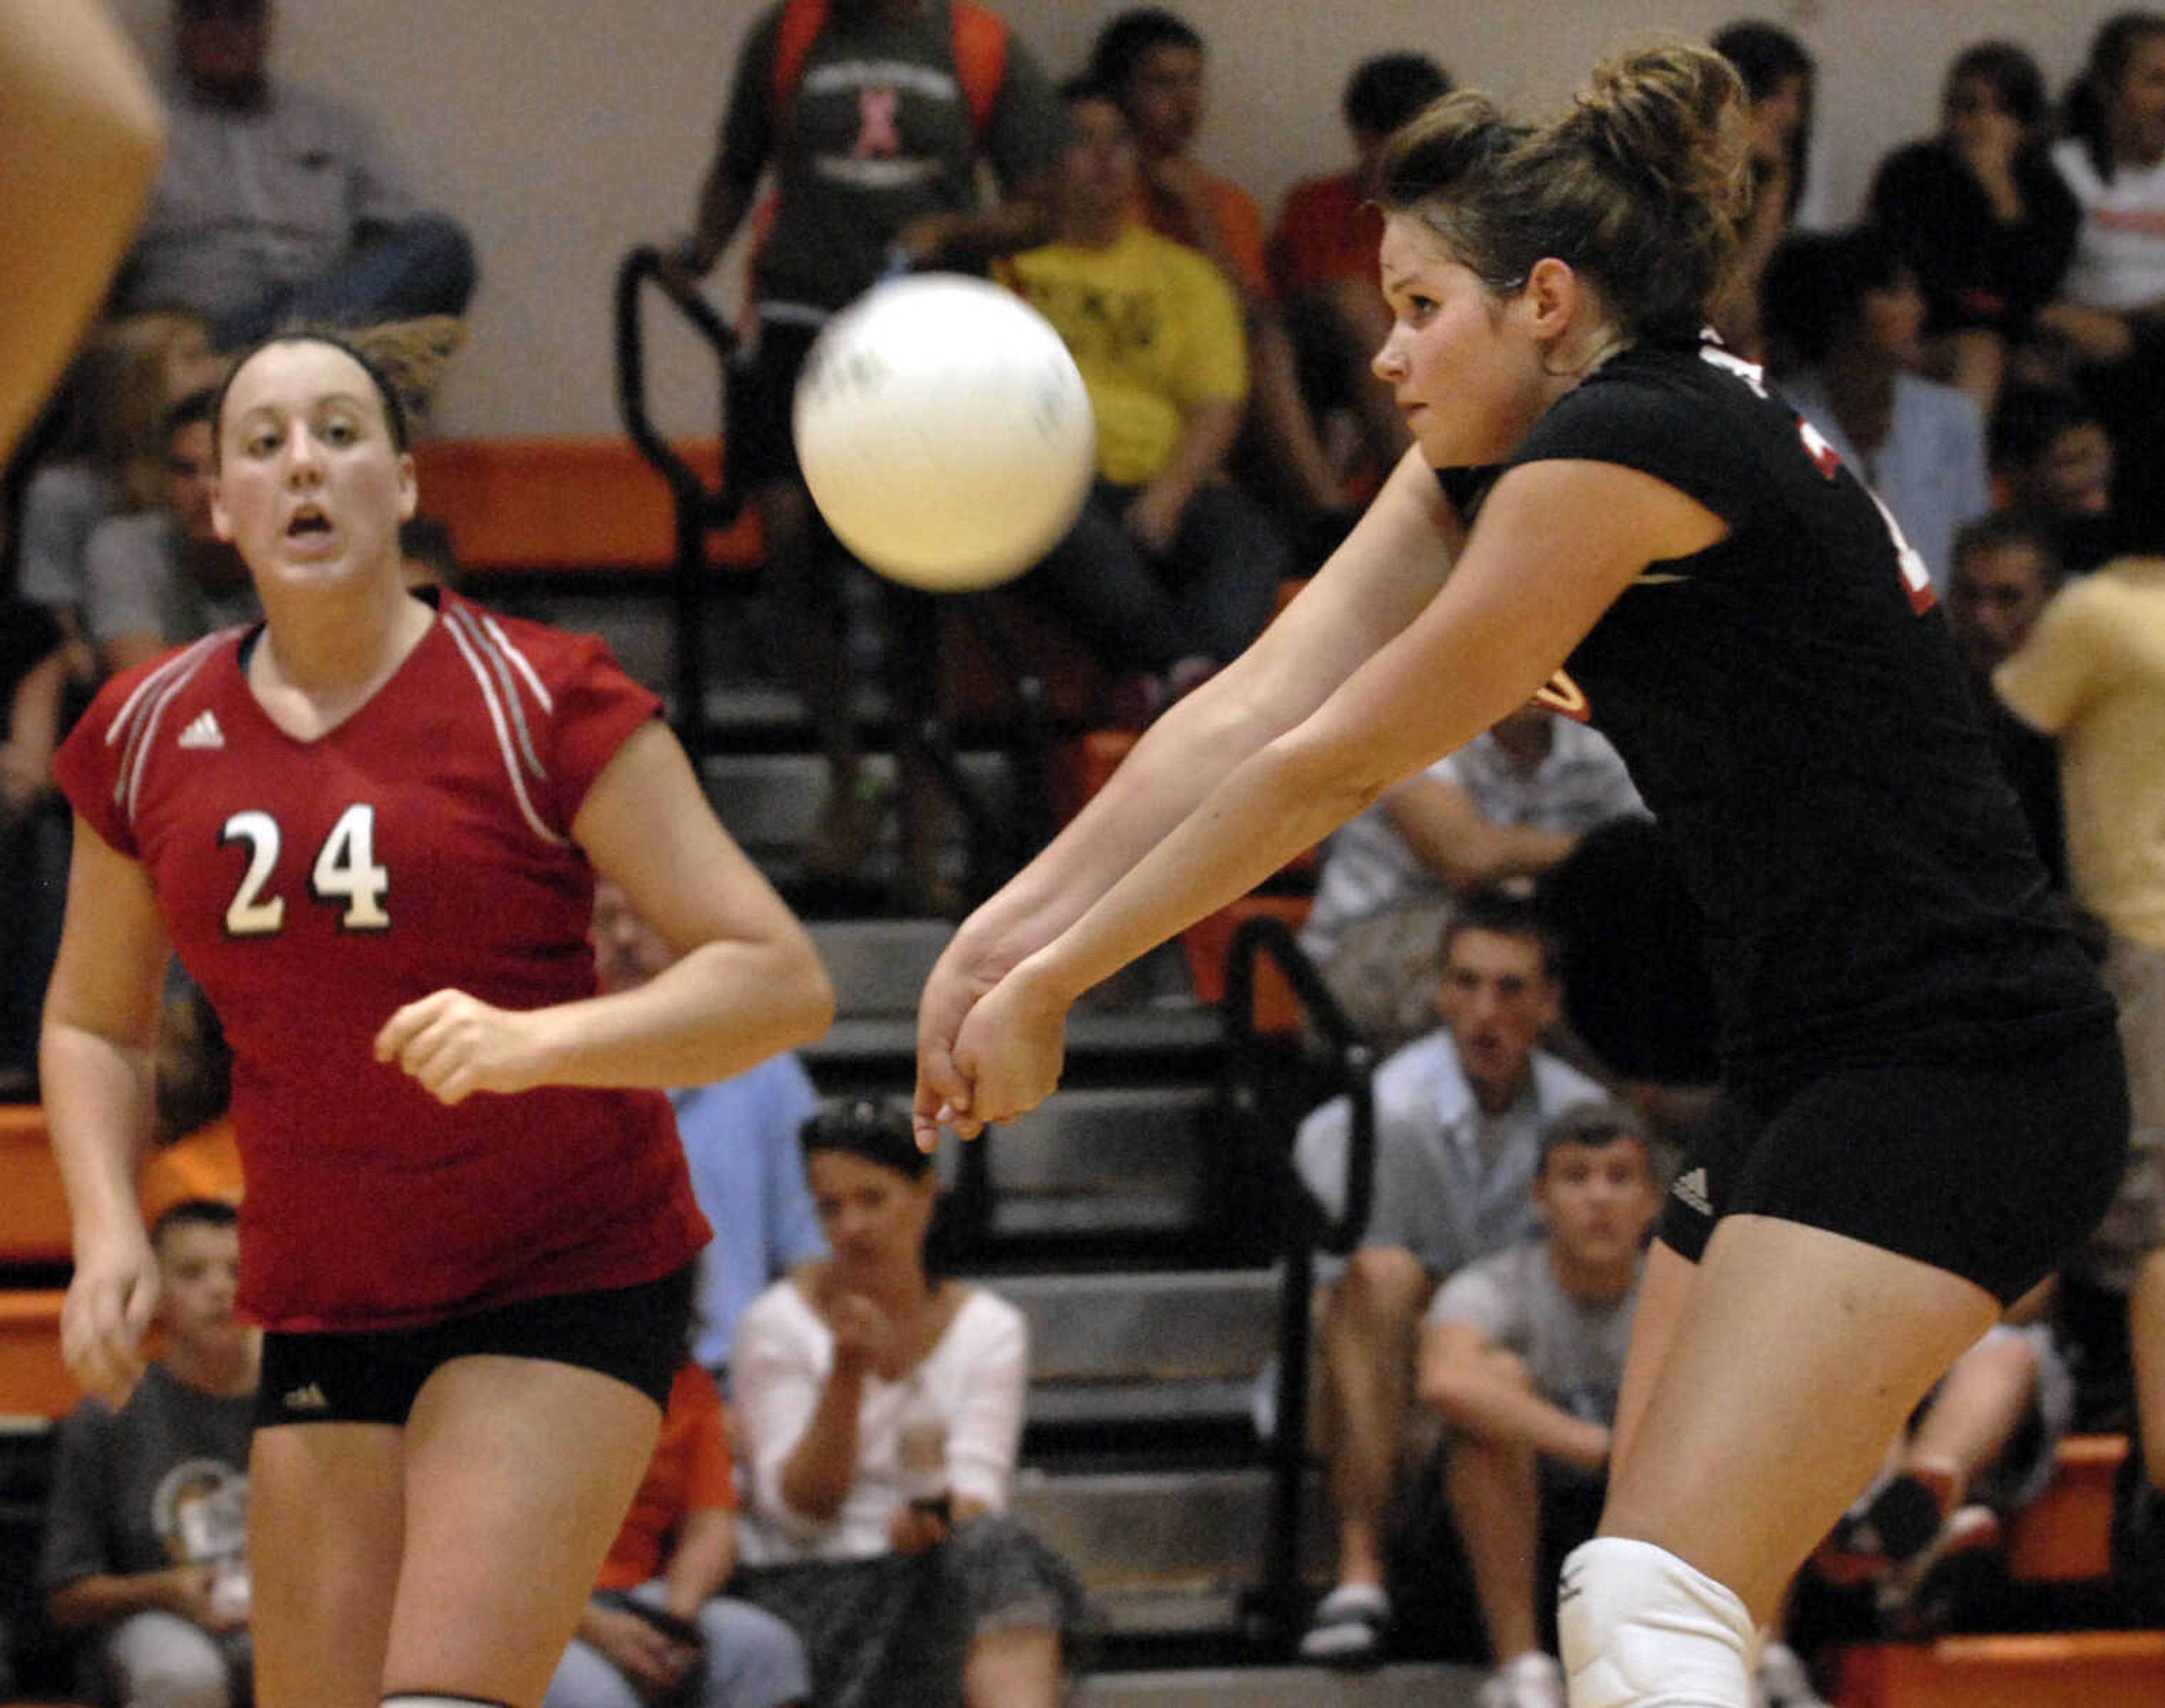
[16, 4, 2165, 1706]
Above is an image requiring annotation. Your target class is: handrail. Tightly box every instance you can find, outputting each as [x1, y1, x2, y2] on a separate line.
[1220, 914, 1375, 1655]
[613, 244, 739, 523]
[613, 245, 741, 754]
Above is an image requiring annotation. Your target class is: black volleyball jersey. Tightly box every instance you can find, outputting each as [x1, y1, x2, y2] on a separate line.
[1441, 340, 2107, 1094]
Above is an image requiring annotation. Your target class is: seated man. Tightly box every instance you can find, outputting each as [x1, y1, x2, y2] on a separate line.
[1003, 78, 1287, 723]
[1299, 702, 1645, 1055]
[82, 389, 258, 676]
[543, 1362, 808, 1708]
[39, 1200, 258, 1708]
[1414, 1103, 1663, 1708]
[115, 0, 475, 348]
[1292, 891, 1609, 1665]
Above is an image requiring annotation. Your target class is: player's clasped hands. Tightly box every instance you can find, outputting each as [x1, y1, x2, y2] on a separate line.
[912, 959, 1072, 1151]
[59, 1224, 158, 1404]
[374, 988, 547, 1106]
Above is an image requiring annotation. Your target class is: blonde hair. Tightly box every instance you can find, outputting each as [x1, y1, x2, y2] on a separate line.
[1377, 42, 1753, 344]
[70, 310, 214, 508]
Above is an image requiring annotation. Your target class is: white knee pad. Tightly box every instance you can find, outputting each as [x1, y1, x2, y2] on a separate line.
[1557, 1537, 1755, 1707]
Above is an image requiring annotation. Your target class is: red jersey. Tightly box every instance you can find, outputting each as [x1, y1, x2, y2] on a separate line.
[54, 591, 711, 1331]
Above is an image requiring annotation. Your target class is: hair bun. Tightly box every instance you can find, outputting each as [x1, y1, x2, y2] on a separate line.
[1574, 43, 1752, 227]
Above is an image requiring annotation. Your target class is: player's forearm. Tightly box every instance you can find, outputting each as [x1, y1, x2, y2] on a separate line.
[1429, 822, 1578, 889]
[40, 1022, 156, 1252]
[663, 1508, 737, 1615]
[527, 937, 833, 1091]
[777, 1366, 867, 1524]
[1422, 1365, 1610, 1472]
[46, 1569, 182, 1630]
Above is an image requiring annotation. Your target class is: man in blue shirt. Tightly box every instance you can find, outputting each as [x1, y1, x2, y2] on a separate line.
[594, 883, 827, 1388]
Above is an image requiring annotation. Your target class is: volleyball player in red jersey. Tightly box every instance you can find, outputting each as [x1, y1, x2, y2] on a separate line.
[0, 0, 164, 463]
[43, 330, 834, 1708]
[915, 44, 2127, 1706]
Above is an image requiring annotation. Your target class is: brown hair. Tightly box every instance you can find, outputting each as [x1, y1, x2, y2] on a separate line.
[1376, 42, 1753, 345]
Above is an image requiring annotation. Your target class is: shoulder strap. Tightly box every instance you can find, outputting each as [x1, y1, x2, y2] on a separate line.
[772, 0, 1006, 139]
[771, 0, 829, 127]
[949, 2, 1009, 138]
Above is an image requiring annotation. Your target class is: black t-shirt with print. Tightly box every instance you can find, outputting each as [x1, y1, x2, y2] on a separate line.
[1439, 340, 2107, 1094]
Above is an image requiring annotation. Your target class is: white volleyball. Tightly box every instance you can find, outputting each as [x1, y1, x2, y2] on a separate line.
[793, 273, 1097, 592]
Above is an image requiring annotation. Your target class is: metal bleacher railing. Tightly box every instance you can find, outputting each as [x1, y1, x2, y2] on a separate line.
[1219, 912, 1377, 1655]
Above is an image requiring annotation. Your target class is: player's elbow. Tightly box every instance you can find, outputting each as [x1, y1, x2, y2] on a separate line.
[774, 937, 836, 1048]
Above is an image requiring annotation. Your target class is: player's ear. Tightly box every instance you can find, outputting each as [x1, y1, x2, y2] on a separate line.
[396, 452, 418, 522]
[1521, 256, 1583, 335]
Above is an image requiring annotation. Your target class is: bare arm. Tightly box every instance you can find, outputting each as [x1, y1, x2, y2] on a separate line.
[376, 721, 833, 1104]
[50, 1564, 237, 1634]
[915, 447, 1461, 1136]
[1417, 1320, 1609, 1474]
[1, 647, 67, 815]
[661, 1506, 738, 1619]
[1386, 774, 1579, 890]
[776, 1359, 869, 1525]
[0, 0, 164, 464]
[41, 820, 173, 1401]
[896, 167, 1056, 272]
[1128, 395, 1244, 554]
[946, 459, 1726, 1126]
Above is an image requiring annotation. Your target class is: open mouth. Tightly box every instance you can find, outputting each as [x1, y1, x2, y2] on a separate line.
[285, 505, 332, 540]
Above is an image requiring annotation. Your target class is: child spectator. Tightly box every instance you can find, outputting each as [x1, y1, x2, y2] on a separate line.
[1090, 7, 1354, 552]
[38, 1200, 258, 1708]
[1765, 224, 1992, 592]
[80, 388, 257, 676]
[1413, 1103, 1663, 1708]
[1002, 78, 1287, 725]
[1269, 52, 1452, 497]
[1292, 893, 1609, 1666]
[1867, 40, 2079, 417]
[542, 1364, 808, 1708]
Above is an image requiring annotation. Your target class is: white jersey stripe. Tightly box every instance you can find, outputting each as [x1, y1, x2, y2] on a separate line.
[480, 613, 554, 715]
[116, 639, 223, 822]
[447, 605, 544, 781]
[441, 612, 567, 848]
[104, 632, 224, 751]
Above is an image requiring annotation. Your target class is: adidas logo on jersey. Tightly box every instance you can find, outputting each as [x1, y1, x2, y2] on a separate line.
[177, 710, 225, 750]
[1671, 1167, 1713, 1217]
[280, 1382, 330, 1412]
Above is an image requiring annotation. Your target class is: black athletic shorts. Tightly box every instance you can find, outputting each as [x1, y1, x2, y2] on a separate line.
[727, 316, 824, 490]
[254, 1265, 695, 1428]
[1658, 1021, 2129, 1304]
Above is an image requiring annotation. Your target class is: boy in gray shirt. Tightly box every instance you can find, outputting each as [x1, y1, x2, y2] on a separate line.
[39, 1200, 258, 1707]
[1414, 1104, 1661, 1708]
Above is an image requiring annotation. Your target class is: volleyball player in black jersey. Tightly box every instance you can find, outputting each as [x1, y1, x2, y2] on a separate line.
[0, 0, 163, 464]
[912, 41, 2128, 1707]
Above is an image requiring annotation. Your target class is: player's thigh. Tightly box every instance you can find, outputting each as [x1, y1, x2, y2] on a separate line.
[383, 1353, 662, 1705]
[1600, 1211, 1997, 1621]
[1608, 1238, 1698, 1477]
[249, 1421, 407, 1708]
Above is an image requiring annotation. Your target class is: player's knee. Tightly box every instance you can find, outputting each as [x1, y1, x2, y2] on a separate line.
[1338, 1245, 1429, 1315]
[1557, 1537, 1754, 1708]
[381, 1694, 514, 1707]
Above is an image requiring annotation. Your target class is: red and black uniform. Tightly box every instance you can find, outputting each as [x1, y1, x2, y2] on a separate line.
[54, 590, 710, 1337]
[1441, 340, 2124, 1302]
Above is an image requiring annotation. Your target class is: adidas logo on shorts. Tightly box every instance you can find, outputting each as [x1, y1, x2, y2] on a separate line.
[281, 1382, 330, 1412]
[1671, 1166, 1713, 1218]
